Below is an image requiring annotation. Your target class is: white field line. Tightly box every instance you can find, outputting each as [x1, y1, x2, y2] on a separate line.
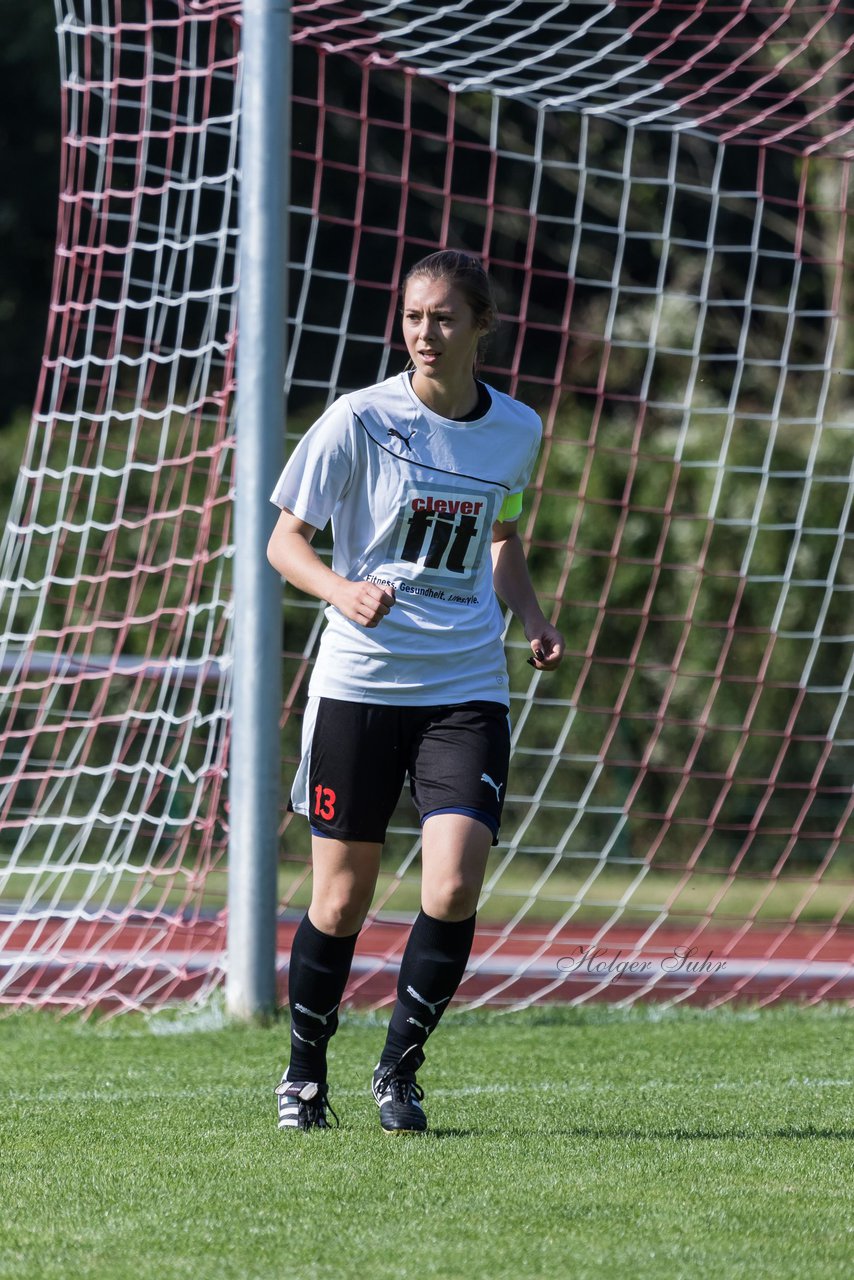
[6, 1077, 851, 1105]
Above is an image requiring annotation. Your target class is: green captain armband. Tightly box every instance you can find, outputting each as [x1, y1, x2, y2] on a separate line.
[497, 491, 524, 523]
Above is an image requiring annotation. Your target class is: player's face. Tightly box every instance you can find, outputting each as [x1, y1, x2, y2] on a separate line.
[402, 277, 487, 387]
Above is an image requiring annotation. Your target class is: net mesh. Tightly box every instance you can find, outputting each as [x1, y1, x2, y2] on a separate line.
[1, 0, 851, 1012]
[0, 0, 240, 1009]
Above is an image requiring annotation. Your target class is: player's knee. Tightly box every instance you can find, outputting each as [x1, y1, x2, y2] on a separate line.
[310, 889, 371, 937]
[423, 877, 479, 922]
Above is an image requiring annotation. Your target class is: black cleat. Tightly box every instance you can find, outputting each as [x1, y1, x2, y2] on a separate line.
[372, 1045, 427, 1133]
[275, 1075, 339, 1130]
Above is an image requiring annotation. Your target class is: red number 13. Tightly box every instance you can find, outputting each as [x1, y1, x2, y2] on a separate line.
[313, 785, 336, 821]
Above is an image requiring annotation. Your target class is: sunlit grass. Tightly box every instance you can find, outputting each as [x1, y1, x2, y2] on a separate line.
[1, 1003, 852, 1280]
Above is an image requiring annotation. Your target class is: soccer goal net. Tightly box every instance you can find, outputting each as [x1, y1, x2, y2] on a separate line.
[1, 0, 851, 1013]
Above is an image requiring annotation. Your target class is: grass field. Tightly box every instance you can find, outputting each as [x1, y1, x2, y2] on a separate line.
[2, 1003, 852, 1280]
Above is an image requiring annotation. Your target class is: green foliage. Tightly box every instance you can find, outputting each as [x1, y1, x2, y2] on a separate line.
[2, 14, 852, 885]
[0, 406, 233, 872]
[2, 381, 852, 879]
[0, 6, 60, 428]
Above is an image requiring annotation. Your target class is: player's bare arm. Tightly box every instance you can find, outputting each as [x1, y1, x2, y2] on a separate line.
[491, 519, 564, 670]
[267, 508, 395, 629]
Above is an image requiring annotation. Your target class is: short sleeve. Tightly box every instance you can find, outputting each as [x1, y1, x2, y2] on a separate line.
[518, 414, 542, 491]
[269, 399, 355, 530]
[495, 409, 541, 522]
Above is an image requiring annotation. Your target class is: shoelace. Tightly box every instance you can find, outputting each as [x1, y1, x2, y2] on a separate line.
[302, 1089, 340, 1128]
[377, 1067, 424, 1106]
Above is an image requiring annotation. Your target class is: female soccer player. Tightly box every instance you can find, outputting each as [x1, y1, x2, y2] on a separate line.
[267, 250, 564, 1132]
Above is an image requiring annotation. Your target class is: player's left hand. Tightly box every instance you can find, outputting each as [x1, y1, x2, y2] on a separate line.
[526, 621, 565, 670]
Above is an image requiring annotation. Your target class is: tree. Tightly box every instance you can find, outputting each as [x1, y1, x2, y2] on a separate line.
[0, 4, 61, 430]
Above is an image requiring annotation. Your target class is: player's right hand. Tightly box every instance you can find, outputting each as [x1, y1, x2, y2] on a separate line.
[332, 579, 396, 628]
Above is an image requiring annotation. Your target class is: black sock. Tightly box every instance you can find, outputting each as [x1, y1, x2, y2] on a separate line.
[287, 913, 359, 1084]
[380, 909, 476, 1068]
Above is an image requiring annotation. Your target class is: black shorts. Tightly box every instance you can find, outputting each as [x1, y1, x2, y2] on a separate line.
[291, 698, 511, 845]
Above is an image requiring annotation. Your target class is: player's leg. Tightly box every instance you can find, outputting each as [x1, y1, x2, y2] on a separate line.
[420, 811, 492, 921]
[371, 702, 509, 1133]
[277, 699, 405, 1130]
[287, 836, 381, 1079]
[277, 836, 381, 1130]
[371, 816, 494, 1134]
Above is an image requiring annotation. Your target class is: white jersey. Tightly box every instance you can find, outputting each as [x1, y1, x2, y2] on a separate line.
[269, 372, 542, 706]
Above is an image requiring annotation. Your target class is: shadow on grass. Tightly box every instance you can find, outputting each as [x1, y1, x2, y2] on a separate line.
[427, 1127, 479, 1139]
[539, 1124, 854, 1141]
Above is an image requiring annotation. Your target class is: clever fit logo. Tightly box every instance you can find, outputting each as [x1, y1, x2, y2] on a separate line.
[388, 487, 492, 585]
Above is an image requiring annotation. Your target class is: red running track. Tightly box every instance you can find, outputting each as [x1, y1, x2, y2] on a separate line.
[2, 914, 852, 1011]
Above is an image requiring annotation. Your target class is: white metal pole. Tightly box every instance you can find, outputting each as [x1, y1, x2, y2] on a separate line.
[227, 0, 290, 1019]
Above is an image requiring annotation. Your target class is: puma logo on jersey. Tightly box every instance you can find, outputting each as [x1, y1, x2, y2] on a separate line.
[406, 1016, 430, 1031]
[481, 772, 503, 801]
[387, 427, 415, 449]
